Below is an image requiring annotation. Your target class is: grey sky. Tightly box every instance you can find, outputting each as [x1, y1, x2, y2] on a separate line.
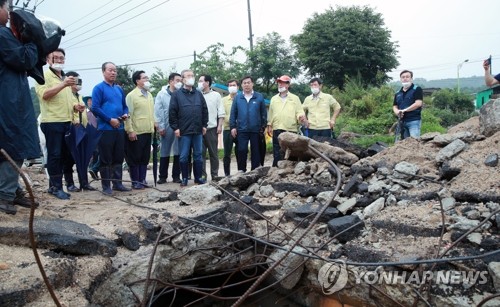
[23, 0, 500, 95]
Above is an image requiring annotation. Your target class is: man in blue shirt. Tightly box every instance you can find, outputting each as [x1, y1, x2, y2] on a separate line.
[91, 62, 131, 194]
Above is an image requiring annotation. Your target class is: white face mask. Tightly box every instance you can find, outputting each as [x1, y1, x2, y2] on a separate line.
[311, 87, 320, 95]
[143, 81, 151, 90]
[185, 77, 195, 87]
[76, 85, 82, 91]
[228, 86, 238, 94]
[278, 86, 287, 93]
[51, 63, 64, 71]
[174, 82, 183, 90]
[197, 82, 205, 91]
[401, 82, 411, 88]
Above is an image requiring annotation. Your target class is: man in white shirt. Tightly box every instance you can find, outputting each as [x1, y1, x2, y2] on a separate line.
[198, 74, 224, 180]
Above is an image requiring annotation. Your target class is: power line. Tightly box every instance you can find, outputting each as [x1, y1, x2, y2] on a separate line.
[65, 0, 241, 51]
[64, 0, 119, 29]
[63, 0, 148, 44]
[72, 54, 192, 71]
[64, 0, 172, 48]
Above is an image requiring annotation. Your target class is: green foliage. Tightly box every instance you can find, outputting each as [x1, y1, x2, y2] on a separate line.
[247, 32, 301, 95]
[291, 5, 398, 89]
[190, 43, 248, 85]
[421, 108, 447, 134]
[149, 66, 178, 97]
[426, 107, 474, 128]
[116, 65, 135, 94]
[431, 88, 475, 113]
[350, 135, 394, 148]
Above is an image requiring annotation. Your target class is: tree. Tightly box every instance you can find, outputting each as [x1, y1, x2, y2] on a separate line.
[431, 89, 475, 113]
[190, 43, 248, 85]
[247, 32, 301, 95]
[149, 65, 179, 97]
[116, 65, 135, 94]
[291, 5, 398, 89]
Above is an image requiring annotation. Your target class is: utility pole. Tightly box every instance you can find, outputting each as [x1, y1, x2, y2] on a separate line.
[193, 50, 197, 62]
[456, 59, 468, 94]
[247, 0, 254, 52]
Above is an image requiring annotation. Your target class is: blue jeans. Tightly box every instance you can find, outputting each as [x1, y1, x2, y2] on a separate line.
[403, 119, 421, 139]
[0, 160, 22, 201]
[179, 134, 203, 164]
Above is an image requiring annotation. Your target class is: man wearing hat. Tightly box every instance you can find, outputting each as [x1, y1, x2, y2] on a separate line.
[267, 75, 307, 167]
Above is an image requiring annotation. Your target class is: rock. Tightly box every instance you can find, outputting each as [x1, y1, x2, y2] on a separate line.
[484, 153, 499, 167]
[479, 98, 500, 137]
[357, 182, 369, 193]
[448, 216, 480, 231]
[466, 233, 482, 245]
[366, 142, 387, 156]
[282, 199, 304, 210]
[432, 131, 474, 146]
[327, 215, 364, 243]
[363, 197, 385, 218]
[355, 195, 378, 208]
[393, 161, 420, 179]
[441, 197, 456, 211]
[435, 139, 467, 163]
[246, 183, 260, 196]
[316, 191, 336, 205]
[178, 184, 222, 206]
[272, 182, 329, 197]
[337, 198, 357, 215]
[386, 194, 397, 207]
[488, 262, 500, 292]
[268, 245, 307, 289]
[420, 132, 441, 141]
[285, 203, 341, 223]
[350, 164, 376, 178]
[259, 184, 274, 197]
[240, 195, 254, 205]
[341, 174, 363, 197]
[119, 232, 140, 251]
[294, 161, 307, 175]
[465, 210, 480, 220]
[0, 217, 117, 256]
[368, 180, 389, 194]
[313, 169, 332, 185]
[439, 162, 461, 180]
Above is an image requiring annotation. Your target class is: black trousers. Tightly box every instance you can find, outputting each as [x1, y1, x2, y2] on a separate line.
[40, 122, 72, 188]
[98, 130, 125, 167]
[125, 133, 152, 167]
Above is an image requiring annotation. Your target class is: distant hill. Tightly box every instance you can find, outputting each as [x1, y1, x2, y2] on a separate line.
[389, 76, 488, 94]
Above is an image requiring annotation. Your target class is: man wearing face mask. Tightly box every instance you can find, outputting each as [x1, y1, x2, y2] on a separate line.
[267, 75, 307, 167]
[125, 70, 155, 189]
[198, 74, 224, 181]
[36, 48, 85, 200]
[222, 79, 239, 176]
[393, 70, 423, 140]
[64, 71, 96, 192]
[303, 77, 341, 139]
[169, 69, 208, 186]
[154, 72, 182, 184]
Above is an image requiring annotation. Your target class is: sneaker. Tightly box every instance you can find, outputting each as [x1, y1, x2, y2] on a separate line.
[89, 170, 99, 180]
[172, 178, 182, 184]
[157, 178, 167, 184]
[180, 178, 188, 187]
[132, 182, 145, 190]
[67, 185, 80, 192]
[102, 187, 113, 195]
[194, 178, 207, 185]
[50, 188, 71, 200]
[0, 199, 17, 215]
[14, 189, 39, 208]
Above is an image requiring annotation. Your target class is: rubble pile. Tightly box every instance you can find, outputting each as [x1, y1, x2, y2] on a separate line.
[0, 99, 499, 306]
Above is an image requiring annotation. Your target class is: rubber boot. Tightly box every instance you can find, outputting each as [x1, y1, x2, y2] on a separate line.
[130, 166, 143, 190]
[193, 160, 206, 184]
[139, 165, 148, 188]
[172, 155, 181, 183]
[99, 166, 112, 195]
[223, 156, 230, 177]
[158, 157, 169, 184]
[180, 161, 189, 186]
[112, 164, 131, 191]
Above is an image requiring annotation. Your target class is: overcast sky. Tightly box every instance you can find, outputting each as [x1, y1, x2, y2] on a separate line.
[20, 0, 500, 95]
